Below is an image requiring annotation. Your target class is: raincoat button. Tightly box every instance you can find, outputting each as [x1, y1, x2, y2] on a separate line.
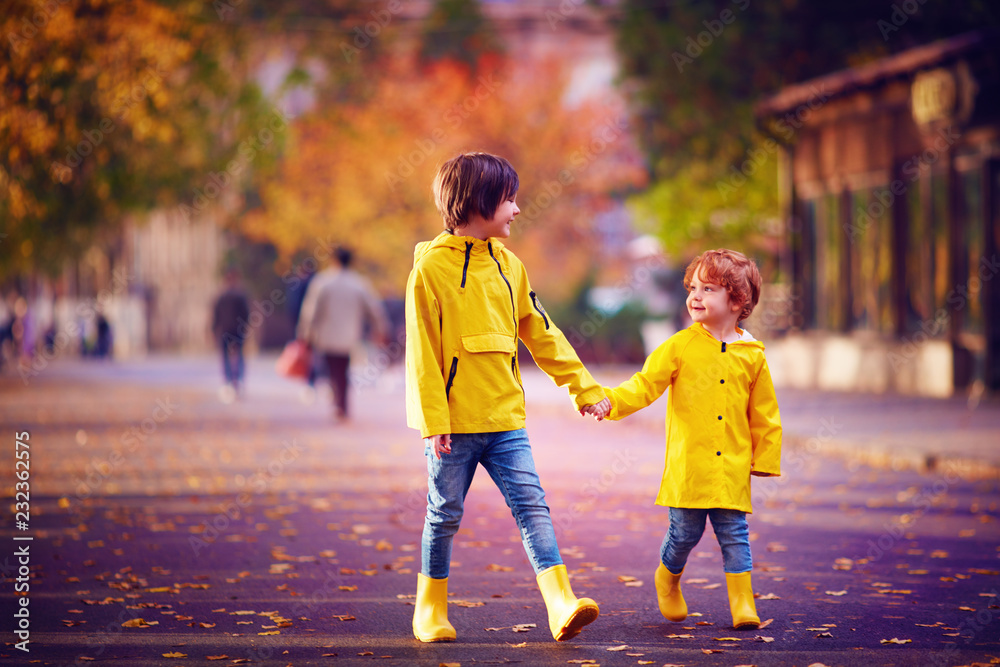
[716, 451, 721, 456]
[717, 415, 722, 420]
[720, 379, 725, 384]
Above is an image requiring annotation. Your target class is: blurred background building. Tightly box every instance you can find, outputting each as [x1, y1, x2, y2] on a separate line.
[757, 31, 1000, 397]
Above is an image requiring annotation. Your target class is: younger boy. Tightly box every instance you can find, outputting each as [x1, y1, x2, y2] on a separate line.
[595, 248, 781, 629]
[405, 152, 611, 643]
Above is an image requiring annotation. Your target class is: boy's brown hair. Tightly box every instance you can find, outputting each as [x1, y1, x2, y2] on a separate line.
[433, 152, 519, 231]
[683, 249, 762, 321]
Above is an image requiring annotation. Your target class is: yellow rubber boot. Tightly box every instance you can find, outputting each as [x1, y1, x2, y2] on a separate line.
[536, 564, 599, 641]
[654, 563, 688, 621]
[725, 571, 760, 630]
[412, 574, 456, 642]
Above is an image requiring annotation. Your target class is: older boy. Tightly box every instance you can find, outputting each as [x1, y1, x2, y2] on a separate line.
[405, 152, 610, 642]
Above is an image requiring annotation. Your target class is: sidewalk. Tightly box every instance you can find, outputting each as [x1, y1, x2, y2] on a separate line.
[523, 365, 1000, 479]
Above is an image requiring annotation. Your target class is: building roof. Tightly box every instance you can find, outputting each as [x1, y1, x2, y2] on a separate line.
[755, 30, 984, 117]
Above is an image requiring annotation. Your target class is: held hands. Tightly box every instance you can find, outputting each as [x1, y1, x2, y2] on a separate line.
[425, 434, 452, 459]
[579, 398, 611, 421]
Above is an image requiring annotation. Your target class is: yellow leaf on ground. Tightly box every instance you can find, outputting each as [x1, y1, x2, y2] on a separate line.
[880, 638, 912, 644]
[714, 637, 741, 641]
[825, 590, 848, 596]
[486, 564, 514, 572]
[122, 618, 157, 627]
[607, 644, 630, 651]
[161, 652, 186, 658]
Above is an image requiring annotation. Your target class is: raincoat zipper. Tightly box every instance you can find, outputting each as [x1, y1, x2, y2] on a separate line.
[488, 242, 522, 389]
[445, 356, 458, 400]
[529, 291, 550, 329]
[460, 242, 473, 288]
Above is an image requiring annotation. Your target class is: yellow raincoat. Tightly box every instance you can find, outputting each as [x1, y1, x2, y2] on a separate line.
[405, 232, 606, 438]
[605, 323, 781, 513]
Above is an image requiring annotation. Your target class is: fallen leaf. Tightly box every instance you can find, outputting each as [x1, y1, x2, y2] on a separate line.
[696, 621, 714, 626]
[122, 618, 158, 627]
[508, 642, 527, 648]
[607, 644, 630, 651]
[617, 575, 638, 583]
[512, 623, 537, 632]
[825, 590, 848, 596]
[376, 539, 393, 551]
[816, 632, 834, 638]
[451, 600, 485, 608]
[161, 652, 186, 658]
[206, 657, 229, 661]
[638, 662, 655, 665]
[714, 637, 741, 641]
[686, 578, 709, 584]
[486, 563, 514, 572]
[358, 652, 374, 656]
[702, 583, 722, 590]
[334, 614, 356, 621]
[230, 610, 256, 615]
[624, 581, 644, 587]
[959, 606, 975, 611]
[930, 550, 949, 558]
[665, 633, 694, 639]
[339, 585, 358, 592]
[702, 648, 723, 654]
[258, 630, 280, 635]
[833, 558, 853, 571]
[566, 661, 598, 665]
[756, 635, 775, 642]
[880, 638, 912, 644]
[759, 618, 774, 629]
[757, 593, 780, 600]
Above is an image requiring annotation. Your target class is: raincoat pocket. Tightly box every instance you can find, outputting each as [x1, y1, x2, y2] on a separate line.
[461, 332, 516, 354]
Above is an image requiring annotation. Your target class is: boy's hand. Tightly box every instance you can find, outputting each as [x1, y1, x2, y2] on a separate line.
[579, 398, 611, 421]
[425, 434, 452, 459]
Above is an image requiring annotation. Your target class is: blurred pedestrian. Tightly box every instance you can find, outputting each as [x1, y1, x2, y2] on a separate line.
[211, 267, 250, 403]
[297, 246, 389, 420]
[405, 152, 609, 644]
[596, 248, 782, 631]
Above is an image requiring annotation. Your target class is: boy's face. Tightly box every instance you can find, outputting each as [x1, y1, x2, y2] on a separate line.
[479, 195, 519, 240]
[686, 269, 742, 330]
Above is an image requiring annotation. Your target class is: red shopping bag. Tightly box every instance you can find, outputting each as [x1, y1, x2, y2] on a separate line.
[276, 340, 312, 379]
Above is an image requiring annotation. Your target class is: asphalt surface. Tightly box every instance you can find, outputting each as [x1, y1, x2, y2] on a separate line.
[1, 354, 998, 666]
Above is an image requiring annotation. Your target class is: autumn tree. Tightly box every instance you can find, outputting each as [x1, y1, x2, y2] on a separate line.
[239, 52, 646, 301]
[0, 0, 275, 276]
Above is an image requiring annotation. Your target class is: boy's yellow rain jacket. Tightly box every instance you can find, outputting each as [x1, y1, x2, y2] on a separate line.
[605, 323, 782, 513]
[405, 231, 606, 438]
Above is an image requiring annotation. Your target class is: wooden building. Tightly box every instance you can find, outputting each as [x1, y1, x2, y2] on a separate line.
[756, 31, 1000, 397]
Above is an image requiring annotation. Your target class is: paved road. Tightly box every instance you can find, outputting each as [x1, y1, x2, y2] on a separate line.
[1, 354, 998, 666]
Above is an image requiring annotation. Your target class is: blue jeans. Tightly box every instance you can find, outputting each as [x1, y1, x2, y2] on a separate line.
[421, 428, 562, 579]
[220, 336, 245, 386]
[661, 507, 753, 575]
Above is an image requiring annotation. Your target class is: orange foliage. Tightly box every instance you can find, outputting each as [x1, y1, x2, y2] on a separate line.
[241, 53, 646, 300]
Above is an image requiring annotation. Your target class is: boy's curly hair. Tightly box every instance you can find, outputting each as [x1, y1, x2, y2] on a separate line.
[683, 249, 762, 321]
[433, 152, 519, 231]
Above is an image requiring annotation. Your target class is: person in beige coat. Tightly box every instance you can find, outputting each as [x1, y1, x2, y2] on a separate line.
[297, 247, 389, 419]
